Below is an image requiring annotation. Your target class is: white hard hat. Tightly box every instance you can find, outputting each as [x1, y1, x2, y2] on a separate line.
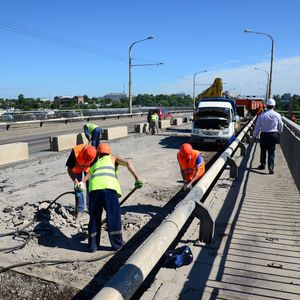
[266, 98, 276, 106]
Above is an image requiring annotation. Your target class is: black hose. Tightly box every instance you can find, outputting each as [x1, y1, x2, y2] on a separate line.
[0, 191, 74, 253]
[0, 251, 116, 274]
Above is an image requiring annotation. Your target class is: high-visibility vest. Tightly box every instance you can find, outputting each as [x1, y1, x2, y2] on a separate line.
[151, 114, 158, 121]
[72, 144, 92, 174]
[88, 155, 122, 197]
[177, 150, 205, 182]
[86, 123, 98, 134]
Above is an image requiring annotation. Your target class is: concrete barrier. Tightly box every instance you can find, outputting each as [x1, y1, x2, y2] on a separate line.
[173, 118, 183, 125]
[134, 123, 149, 133]
[50, 133, 88, 151]
[102, 126, 128, 140]
[159, 119, 170, 129]
[0, 143, 29, 166]
[183, 116, 192, 123]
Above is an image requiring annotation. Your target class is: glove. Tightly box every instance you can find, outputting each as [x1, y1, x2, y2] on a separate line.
[75, 181, 85, 192]
[134, 179, 143, 189]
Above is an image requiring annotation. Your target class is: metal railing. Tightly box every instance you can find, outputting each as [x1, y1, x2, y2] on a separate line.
[0, 109, 193, 130]
[280, 117, 300, 191]
[92, 118, 255, 300]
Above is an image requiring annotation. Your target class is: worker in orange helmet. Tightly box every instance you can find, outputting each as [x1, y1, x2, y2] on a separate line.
[177, 143, 205, 191]
[66, 144, 97, 216]
[80, 143, 143, 252]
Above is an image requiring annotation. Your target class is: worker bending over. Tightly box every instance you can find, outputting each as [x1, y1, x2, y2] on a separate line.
[66, 144, 97, 215]
[80, 143, 143, 252]
[177, 143, 205, 191]
[150, 112, 159, 135]
[83, 122, 101, 149]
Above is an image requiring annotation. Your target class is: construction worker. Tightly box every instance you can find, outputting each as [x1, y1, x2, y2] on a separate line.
[150, 111, 159, 135]
[177, 143, 205, 191]
[252, 98, 283, 174]
[83, 122, 101, 149]
[80, 143, 143, 252]
[66, 144, 97, 215]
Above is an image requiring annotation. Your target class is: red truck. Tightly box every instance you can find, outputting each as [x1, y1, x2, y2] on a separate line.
[236, 98, 266, 117]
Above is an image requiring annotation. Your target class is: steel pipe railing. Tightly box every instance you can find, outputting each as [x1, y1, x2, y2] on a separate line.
[92, 118, 256, 300]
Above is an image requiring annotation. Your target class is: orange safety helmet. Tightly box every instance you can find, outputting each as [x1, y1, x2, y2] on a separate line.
[97, 143, 112, 155]
[83, 145, 97, 162]
[179, 143, 193, 159]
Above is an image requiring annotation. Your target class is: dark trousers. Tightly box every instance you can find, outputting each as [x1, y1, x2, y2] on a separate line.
[91, 127, 101, 149]
[260, 132, 278, 170]
[88, 189, 123, 251]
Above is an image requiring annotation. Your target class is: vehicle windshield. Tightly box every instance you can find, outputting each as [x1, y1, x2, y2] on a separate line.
[196, 107, 230, 119]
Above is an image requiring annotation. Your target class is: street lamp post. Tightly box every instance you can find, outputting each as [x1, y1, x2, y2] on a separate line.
[192, 70, 207, 109]
[129, 36, 154, 114]
[244, 29, 275, 99]
[254, 67, 270, 100]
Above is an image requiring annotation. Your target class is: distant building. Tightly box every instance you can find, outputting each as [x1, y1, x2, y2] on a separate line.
[103, 93, 127, 101]
[281, 93, 291, 104]
[54, 96, 84, 105]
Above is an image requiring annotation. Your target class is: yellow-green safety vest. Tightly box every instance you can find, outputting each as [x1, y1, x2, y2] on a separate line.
[151, 114, 158, 121]
[86, 123, 98, 134]
[88, 155, 122, 197]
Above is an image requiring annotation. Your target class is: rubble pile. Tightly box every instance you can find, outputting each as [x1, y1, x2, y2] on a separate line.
[1, 201, 88, 234]
[1, 202, 151, 237]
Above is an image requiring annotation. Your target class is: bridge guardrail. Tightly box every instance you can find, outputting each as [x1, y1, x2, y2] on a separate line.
[280, 117, 300, 191]
[0, 110, 193, 131]
[93, 118, 255, 300]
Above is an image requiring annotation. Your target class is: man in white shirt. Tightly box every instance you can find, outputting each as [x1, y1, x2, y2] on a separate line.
[252, 98, 283, 174]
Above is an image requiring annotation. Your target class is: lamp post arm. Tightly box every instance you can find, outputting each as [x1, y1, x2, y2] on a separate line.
[192, 70, 207, 109]
[246, 30, 275, 98]
[128, 36, 155, 114]
[131, 63, 163, 67]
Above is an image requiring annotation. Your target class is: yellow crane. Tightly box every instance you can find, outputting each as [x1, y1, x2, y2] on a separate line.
[196, 77, 223, 100]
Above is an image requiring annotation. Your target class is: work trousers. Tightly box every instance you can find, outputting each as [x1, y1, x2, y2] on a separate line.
[150, 120, 159, 135]
[74, 172, 89, 212]
[260, 132, 279, 170]
[91, 127, 101, 149]
[88, 189, 124, 252]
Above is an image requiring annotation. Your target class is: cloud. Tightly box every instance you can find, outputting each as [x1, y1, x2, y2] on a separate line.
[158, 56, 300, 96]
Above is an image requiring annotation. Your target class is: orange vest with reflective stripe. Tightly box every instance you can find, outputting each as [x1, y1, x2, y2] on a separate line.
[72, 144, 92, 174]
[177, 150, 205, 182]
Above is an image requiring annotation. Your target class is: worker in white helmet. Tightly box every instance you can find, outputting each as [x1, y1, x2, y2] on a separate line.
[252, 98, 283, 174]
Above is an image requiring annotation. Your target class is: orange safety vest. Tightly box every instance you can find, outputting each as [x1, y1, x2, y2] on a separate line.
[177, 150, 205, 182]
[72, 144, 92, 174]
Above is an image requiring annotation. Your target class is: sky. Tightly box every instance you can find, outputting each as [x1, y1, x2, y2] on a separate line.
[1, 0, 300, 99]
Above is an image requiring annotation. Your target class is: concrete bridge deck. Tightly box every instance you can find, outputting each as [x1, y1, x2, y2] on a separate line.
[142, 141, 300, 300]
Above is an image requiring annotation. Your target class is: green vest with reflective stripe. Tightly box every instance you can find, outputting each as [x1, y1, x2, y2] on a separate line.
[151, 114, 158, 121]
[88, 155, 122, 197]
[86, 123, 98, 134]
